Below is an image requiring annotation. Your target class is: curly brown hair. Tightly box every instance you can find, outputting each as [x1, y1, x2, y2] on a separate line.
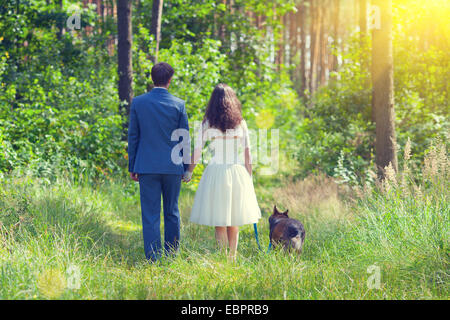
[204, 83, 243, 132]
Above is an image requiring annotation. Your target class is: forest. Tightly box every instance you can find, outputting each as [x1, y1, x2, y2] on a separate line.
[0, 0, 448, 299]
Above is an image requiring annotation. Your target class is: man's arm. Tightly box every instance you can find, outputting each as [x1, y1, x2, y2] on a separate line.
[179, 102, 190, 173]
[128, 100, 139, 181]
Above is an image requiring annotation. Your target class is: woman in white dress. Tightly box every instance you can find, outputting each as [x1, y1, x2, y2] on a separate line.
[182, 84, 261, 260]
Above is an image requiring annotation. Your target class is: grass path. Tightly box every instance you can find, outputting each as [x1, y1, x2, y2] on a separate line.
[0, 172, 448, 299]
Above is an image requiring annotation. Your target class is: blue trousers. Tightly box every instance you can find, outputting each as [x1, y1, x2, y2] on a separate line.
[138, 174, 182, 261]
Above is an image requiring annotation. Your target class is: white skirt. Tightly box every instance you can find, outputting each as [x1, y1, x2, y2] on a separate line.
[189, 163, 261, 226]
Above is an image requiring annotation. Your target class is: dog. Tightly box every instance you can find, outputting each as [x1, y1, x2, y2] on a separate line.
[269, 205, 305, 254]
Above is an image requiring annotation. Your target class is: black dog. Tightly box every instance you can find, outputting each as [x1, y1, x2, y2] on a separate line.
[269, 205, 305, 254]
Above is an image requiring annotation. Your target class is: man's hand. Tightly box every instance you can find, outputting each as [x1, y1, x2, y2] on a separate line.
[182, 171, 192, 183]
[130, 172, 139, 182]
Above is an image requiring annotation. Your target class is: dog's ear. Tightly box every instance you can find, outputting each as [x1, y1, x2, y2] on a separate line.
[273, 205, 279, 214]
[283, 209, 289, 216]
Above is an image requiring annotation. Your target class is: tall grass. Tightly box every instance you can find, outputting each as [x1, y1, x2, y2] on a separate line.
[0, 141, 448, 299]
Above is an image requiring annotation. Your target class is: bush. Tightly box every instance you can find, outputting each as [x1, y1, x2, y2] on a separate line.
[0, 47, 125, 178]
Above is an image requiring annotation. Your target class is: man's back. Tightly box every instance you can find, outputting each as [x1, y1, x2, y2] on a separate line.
[128, 87, 189, 175]
[130, 62, 187, 262]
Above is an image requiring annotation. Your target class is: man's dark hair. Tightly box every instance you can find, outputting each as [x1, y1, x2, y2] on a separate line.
[151, 62, 174, 87]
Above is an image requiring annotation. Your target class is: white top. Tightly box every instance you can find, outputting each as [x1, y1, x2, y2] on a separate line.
[193, 119, 251, 165]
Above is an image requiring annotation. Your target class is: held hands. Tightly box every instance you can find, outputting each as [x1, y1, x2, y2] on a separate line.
[130, 172, 139, 182]
[182, 170, 193, 183]
[131, 172, 192, 183]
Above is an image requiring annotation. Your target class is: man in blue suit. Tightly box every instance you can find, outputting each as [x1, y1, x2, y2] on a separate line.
[128, 62, 190, 261]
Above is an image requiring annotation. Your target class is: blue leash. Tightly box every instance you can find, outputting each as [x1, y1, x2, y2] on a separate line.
[253, 223, 272, 253]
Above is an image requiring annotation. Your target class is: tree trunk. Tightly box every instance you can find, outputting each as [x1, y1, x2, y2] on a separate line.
[310, 2, 321, 94]
[146, 0, 164, 91]
[100, 0, 106, 34]
[329, 0, 340, 72]
[255, 14, 262, 30]
[359, 0, 367, 39]
[359, 0, 370, 90]
[107, 0, 117, 56]
[57, 0, 64, 39]
[289, 11, 297, 68]
[282, 13, 287, 66]
[225, 0, 233, 50]
[275, 9, 285, 70]
[299, 0, 307, 97]
[371, 0, 398, 178]
[354, 0, 359, 30]
[218, 0, 227, 44]
[318, 2, 328, 87]
[309, 0, 315, 94]
[150, 0, 164, 63]
[117, 0, 133, 136]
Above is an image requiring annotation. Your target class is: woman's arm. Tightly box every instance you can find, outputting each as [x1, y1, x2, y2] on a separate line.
[244, 147, 252, 176]
[188, 147, 201, 173]
[242, 119, 252, 176]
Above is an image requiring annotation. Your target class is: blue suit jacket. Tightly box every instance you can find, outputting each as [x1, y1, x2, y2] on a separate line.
[128, 88, 190, 175]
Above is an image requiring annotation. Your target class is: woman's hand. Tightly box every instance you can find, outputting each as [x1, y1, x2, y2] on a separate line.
[182, 170, 193, 183]
[183, 160, 196, 183]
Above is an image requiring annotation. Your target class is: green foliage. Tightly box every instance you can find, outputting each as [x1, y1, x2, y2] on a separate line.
[294, 36, 373, 181]
[0, 1, 123, 178]
[0, 62, 125, 177]
[394, 47, 450, 166]
[294, 32, 449, 182]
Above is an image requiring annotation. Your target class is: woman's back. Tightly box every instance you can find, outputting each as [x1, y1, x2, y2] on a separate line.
[198, 119, 250, 166]
[187, 83, 261, 261]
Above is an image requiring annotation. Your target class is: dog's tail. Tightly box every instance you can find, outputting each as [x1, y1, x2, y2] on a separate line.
[287, 225, 304, 253]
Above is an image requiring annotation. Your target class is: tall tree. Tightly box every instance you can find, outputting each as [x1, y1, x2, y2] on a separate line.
[275, 8, 285, 69]
[220, 0, 227, 36]
[359, 0, 368, 77]
[329, 0, 340, 72]
[117, 0, 133, 136]
[150, 0, 164, 63]
[359, 0, 371, 94]
[57, 0, 64, 40]
[223, 0, 233, 50]
[359, 0, 367, 40]
[308, 0, 316, 94]
[289, 10, 297, 68]
[318, 1, 328, 87]
[309, 1, 321, 94]
[106, 0, 117, 55]
[299, 0, 307, 97]
[146, 0, 163, 91]
[371, 0, 398, 177]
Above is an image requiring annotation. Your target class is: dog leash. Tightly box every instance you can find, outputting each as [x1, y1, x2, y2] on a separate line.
[253, 223, 272, 253]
